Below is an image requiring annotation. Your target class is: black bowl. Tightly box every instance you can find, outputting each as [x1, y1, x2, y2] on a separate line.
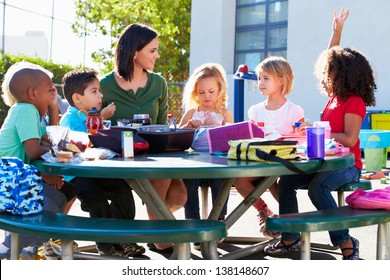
[111, 126, 195, 153]
[88, 129, 149, 155]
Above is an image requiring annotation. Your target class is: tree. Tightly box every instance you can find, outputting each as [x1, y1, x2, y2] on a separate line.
[73, 0, 191, 82]
[0, 53, 75, 126]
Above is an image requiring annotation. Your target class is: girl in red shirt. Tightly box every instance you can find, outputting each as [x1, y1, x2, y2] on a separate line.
[264, 9, 377, 260]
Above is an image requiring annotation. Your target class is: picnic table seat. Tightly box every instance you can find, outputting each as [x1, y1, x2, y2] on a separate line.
[265, 206, 390, 260]
[0, 211, 227, 260]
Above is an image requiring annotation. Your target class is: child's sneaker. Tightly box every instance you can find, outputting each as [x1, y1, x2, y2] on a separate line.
[120, 243, 146, 257]
[42, 242, 60, 260]
[193, 243, 201, 251]
[19, 246, 39, 260]
[0, 243, 10, 260]
[97, 244, 128, 257]
[257, 207, 280, 238]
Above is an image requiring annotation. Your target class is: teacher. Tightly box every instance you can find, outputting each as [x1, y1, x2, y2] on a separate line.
[100, 23, 187, 253]
[100, 23, 168, 125]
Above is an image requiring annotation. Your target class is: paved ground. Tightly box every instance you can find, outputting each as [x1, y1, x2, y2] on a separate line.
[67, 156, 390, 261]
[2, 156, 389, 261]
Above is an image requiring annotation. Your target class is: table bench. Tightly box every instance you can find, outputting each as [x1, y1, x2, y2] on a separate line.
[0, 211, 227, 260]
[265, 206, 390, 260]
[300, 180, 372, 206]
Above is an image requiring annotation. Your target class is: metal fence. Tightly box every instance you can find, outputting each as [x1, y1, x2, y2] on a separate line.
[54, 81, 185, 123]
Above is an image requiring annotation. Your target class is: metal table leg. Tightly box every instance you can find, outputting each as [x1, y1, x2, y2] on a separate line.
[202, 176, 278, 259]
[125, 178, 175, 220]
[60, 239, 74, 260]
[377, 222, 390, 260]
[300, 232, 311, 260]
[10, 232, 19, 260]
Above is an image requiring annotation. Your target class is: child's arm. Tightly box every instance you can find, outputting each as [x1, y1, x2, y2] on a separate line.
[331, 113, 362, 148]
[178, 109, 199, 128]
[222, 109, 234, 125]
[328, 8, 349, 49]
[42, 173, 65, 190]
[23, 138, 51, 160]
[100, 102, 116, 120]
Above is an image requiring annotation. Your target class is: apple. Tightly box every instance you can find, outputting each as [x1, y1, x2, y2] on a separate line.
[237, 64, 249, 74]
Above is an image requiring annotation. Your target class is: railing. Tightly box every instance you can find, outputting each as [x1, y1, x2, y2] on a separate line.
[54, 82, 186, 123]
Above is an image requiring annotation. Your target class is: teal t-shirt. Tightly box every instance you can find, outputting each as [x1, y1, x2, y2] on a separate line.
[100, 71, 168, 125]
[0, 103, 45, 164]
[60, 106, 87, 133]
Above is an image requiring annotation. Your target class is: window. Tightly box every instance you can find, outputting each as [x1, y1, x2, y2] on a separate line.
[235, 0, 288, 71]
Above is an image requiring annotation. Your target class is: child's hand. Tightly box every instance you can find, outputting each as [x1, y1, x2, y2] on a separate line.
[203, 117, 218, 126]
[101, 102, 116, 120]
[296, 122, 312, 135]
[50, 88, 59, 107]
[42, 173, 64, 190]
[333, 8, 349, 33]
[186, 119, 203, 128]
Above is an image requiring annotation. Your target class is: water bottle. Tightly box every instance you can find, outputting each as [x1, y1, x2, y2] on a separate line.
[87, 107, 102, 134]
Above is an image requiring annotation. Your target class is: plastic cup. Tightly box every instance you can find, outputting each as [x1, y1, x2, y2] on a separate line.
[313, 121, 331, 139]
[364, 148, 383, 172]
[306, 127, 325, 159]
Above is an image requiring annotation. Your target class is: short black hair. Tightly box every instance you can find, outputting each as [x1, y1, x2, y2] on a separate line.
[62, 69, 98, 106]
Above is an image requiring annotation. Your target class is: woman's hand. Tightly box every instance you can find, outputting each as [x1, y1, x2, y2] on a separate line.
[101, 102, 116, 120]
[42, 173, 64, 190]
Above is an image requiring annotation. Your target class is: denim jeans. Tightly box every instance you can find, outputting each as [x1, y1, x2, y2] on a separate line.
[183, 178, 229, 220]
[3, 183, 67, 249]
[278, 166, 360, 246]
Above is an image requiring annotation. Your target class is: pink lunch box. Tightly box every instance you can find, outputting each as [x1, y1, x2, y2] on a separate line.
[206, 121, 265, 154]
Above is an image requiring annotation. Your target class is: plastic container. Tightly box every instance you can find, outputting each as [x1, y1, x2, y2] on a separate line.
[87, 107, 102, 134]
[306, 127, 325, 159]
[314, 121, 331, 139]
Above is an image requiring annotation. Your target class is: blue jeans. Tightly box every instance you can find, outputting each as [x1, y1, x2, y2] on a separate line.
[3, 183, 67, 249]
[183, 178, 229, 220]
[278, 166, 360, 246]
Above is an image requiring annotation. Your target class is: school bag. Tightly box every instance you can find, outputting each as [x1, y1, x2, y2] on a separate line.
[346, 186, 390, 210]
[0, 157, 44, 215]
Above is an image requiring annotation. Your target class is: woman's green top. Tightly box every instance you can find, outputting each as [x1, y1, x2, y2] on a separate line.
[100, 71, 168, 125]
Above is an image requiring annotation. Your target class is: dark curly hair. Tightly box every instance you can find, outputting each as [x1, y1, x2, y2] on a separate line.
[315, 46, 376, 106]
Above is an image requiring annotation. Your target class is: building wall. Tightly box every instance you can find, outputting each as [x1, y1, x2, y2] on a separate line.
[190, 0, 390, 123]
[1, 32, 48, 60]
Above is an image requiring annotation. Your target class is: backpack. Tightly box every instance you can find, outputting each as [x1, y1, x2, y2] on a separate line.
[346, 186, 390, 210]
[0, 157, 44, 215]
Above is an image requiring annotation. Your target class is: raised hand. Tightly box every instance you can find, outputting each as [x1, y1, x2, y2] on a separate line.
[328, 8, 350, 49]
[333, 8, 350, 34]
